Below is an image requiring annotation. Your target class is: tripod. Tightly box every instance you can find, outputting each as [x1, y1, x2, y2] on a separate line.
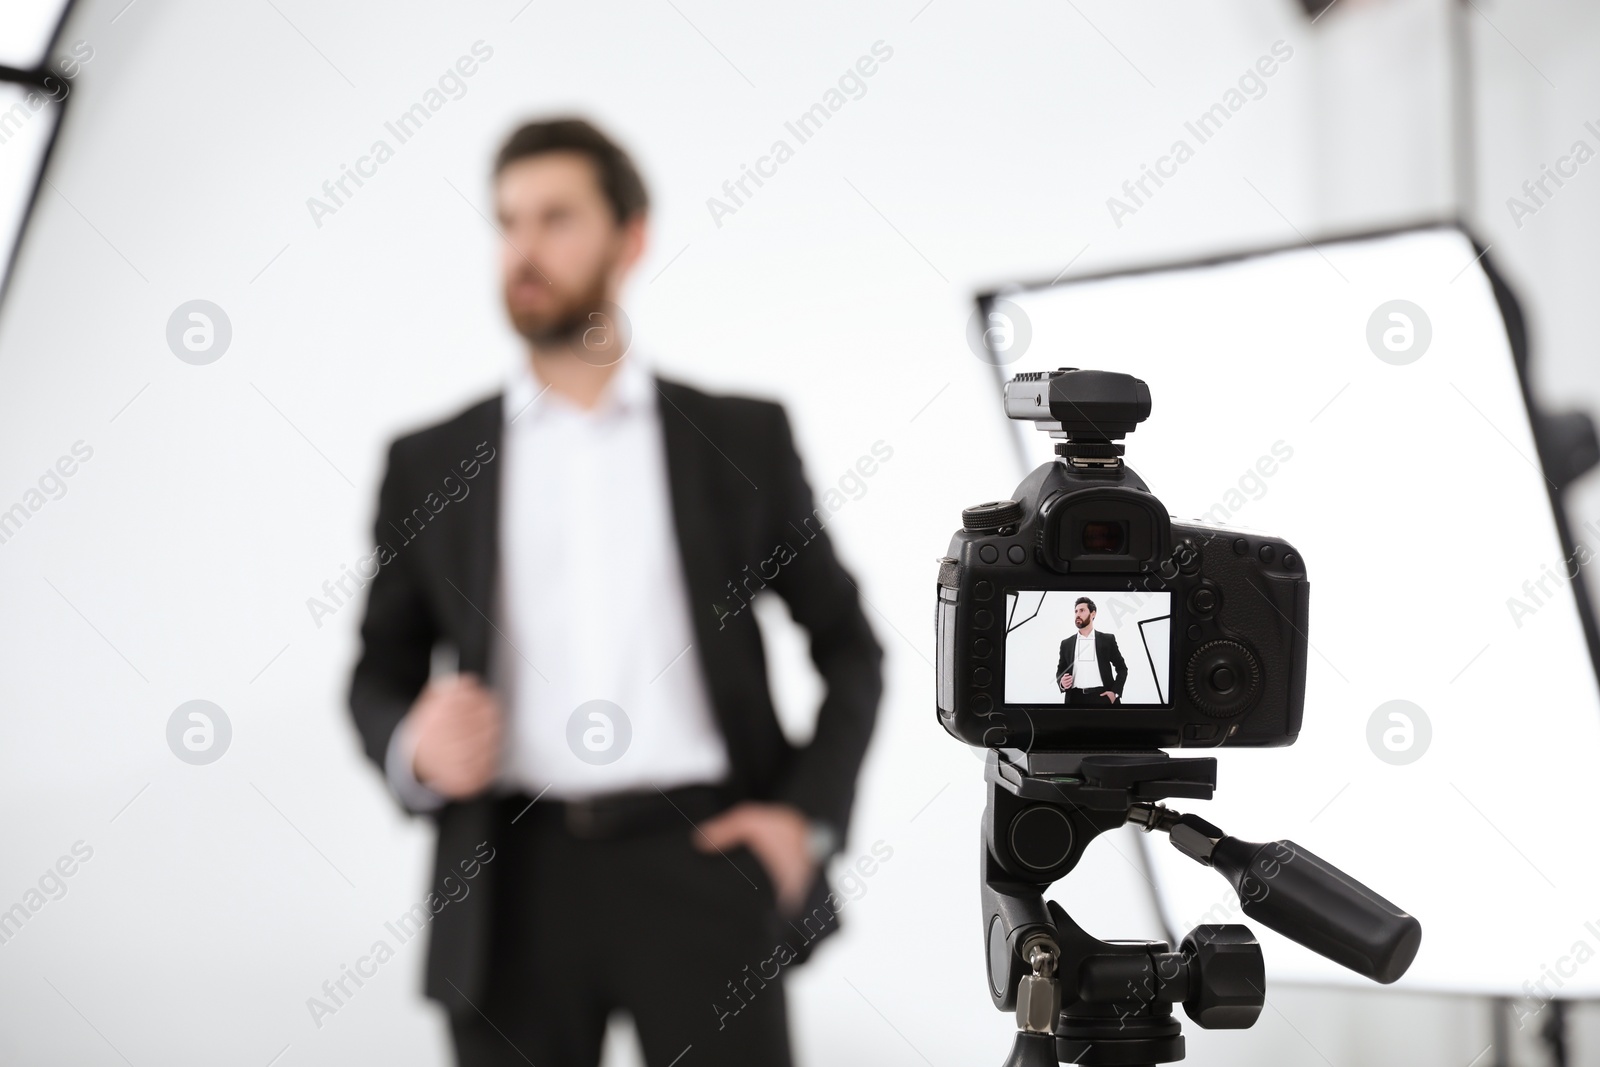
[980, 748, 1421, 1067]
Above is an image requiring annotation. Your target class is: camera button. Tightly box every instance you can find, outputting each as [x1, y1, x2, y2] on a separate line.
[973, 667, 992, 687]
[1188, 584, 1221, 619]
[1232, 538, 1249, 555]
[1257, 543, 1276, 564]
[975, 610, 993, 629]
[974, 638, 992, 658]
[975, 581, 994, 601]
[1007, 545, 1025, 564]
[979, 544, 999, 563]
[963, 499, 1023, 532]
[1187, 624, 1203, 641]
[1186, 640, 1262, 717]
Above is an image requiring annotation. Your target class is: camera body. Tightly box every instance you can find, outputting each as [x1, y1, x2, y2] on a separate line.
[936, 368, 1309, 752]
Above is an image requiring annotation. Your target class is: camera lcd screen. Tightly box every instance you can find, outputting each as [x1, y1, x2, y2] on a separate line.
[1003, 589, 1171, 707]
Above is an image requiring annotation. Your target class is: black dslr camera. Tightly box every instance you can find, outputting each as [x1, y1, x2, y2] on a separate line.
[935, 370, 1415, 1067]
[936, 367, 1309, 753]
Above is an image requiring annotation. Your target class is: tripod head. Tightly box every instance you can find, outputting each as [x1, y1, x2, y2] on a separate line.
[981, 749, 1421, 1066]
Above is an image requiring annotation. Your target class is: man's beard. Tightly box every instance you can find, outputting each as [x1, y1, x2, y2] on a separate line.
[1077, 618, 1090, 632]
[504, 262, 611, 348]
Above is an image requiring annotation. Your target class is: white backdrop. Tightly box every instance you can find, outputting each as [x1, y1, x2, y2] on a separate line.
[2, 0, 1599, 1065]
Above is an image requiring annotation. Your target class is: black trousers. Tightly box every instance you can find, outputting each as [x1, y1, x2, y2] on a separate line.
[1064, 687, 1115, 706]
[451, 791, 795, 1067]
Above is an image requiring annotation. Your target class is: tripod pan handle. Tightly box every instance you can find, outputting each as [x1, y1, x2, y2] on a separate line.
[1210, 837, 1421, 984]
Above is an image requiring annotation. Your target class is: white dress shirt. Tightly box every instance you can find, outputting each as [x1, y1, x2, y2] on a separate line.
[1073, 630, 1104, 689]
[387, 355, 731, 808]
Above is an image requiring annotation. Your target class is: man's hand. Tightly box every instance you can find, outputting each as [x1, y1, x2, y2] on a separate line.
[1058, 671, 1074, 690]
[1101, 691, 1119, 703]
[408, 673, 502, 799]
[695, 802, 816, 915]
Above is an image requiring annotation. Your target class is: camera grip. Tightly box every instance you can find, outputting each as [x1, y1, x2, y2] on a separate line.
[1210, 837, 1421, 984]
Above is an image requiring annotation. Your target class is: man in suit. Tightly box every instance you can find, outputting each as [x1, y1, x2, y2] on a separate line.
[347, 117, 883, 1067]
[1055, 596, 1128, 706]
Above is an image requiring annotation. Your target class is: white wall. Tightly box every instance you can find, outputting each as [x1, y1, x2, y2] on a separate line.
[1, 0, 1596, 1064]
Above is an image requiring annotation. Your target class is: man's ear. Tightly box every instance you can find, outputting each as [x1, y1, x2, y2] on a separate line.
[612, 211, 649, 282]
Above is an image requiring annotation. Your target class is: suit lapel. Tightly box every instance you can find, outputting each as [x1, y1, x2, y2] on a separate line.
[654, 376, 745, 753]
[1064, 635, 1076, 699]
[454, 395, 503, 677]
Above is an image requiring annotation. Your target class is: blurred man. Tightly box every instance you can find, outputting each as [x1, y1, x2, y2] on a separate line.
[1055, 596, 1126, 706]
[348, 118, 883, 1066]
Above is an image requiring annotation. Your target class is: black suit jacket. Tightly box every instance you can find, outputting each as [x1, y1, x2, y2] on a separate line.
[346, 374, 883, 1018]
[1055, 631, 1129, 697]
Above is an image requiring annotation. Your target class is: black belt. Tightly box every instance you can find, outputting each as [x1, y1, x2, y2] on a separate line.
[500, 782, 730, 840]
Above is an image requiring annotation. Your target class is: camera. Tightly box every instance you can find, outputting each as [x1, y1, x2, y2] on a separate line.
[937, 370, 1417, 1067]
[936, 367, 1309, 752]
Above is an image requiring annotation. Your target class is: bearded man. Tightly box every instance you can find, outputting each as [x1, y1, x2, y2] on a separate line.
[347, 117, 883, 1067]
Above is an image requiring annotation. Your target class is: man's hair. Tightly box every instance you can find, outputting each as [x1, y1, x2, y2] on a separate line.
[493, 117, 650, 225]
[1075, 597, 1096, 613]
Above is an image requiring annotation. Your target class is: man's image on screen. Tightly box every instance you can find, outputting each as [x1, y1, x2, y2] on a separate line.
[1055, 597, 1128, 706]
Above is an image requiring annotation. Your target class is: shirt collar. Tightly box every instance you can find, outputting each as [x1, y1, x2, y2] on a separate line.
[503, 353, 655, 426]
